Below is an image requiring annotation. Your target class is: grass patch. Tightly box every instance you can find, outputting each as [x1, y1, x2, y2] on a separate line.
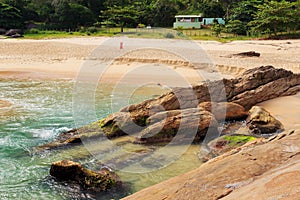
[23, 28, 121, 39]
[22, 27, 300, 41]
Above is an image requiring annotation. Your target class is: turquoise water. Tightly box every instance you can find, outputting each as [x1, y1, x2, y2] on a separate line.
[0, 80, 202, 199]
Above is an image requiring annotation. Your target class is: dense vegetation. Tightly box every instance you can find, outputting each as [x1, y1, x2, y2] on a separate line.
[0, 0, 299, 36]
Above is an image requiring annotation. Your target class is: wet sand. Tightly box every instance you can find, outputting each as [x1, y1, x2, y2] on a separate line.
[258, 93, 300, 130]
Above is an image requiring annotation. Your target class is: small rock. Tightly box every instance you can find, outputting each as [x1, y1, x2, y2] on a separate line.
[232, 51, 260, 57]
[50, 160, 121, 192]
[246, 106, 284, 135]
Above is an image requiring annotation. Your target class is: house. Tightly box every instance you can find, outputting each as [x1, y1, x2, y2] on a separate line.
[173, 15, 225, 29]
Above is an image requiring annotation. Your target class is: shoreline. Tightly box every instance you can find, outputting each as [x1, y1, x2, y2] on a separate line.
[0, 37, 299, 130]
[1, 37, 299, 199]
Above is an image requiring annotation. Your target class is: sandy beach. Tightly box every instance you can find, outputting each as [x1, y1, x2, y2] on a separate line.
[0, 37, 299, 128]
[0, 37, 299, 81]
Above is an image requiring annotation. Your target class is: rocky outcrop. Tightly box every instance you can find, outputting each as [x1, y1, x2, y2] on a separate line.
[136, 109, 218, 144]
[246, 106, 284, 135]
[50, 160, 121, 192]
[198, 102, 248, 121]
[39, 66, 299, 149]
[122, 130, 300, 200]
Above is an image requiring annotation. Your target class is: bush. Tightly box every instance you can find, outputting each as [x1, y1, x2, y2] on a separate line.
[27, 28, 39, 34]
[79, 27, 86, 33]
[177, 26, 183, 30]
[211, 23, 224, 37]
[87, 26, 98, 34]
[225, 20, 247, 35]
[177, 31, 184, 37]
[137, 23, 145, 28]
[165, 32, 174, 38]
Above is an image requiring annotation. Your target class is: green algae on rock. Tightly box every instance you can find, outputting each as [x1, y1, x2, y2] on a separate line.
[200, 135, 258, 162]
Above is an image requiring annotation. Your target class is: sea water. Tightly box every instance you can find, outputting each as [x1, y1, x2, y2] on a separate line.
[0, 80, 202, 199]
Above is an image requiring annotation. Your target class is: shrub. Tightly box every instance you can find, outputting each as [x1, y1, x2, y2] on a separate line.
[137, 23, 145, 28]
[87, 26, 98, 34]
[165, 32, 174, 38]
[27, 28, 39, 34]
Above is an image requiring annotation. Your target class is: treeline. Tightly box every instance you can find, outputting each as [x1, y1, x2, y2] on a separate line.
[0, 0, 299, 36]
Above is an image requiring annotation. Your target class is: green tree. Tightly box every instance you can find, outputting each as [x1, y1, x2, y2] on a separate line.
[228, 0, 263, 35]
[249, 0, 299, 36]
[199, 0, 225, 18]
[150, 0, 178, 27]
[0, 2, 22, 29]
[211, 21, 224, 37]
[49, 0, 95, 29]
[225, 19, 245, 35]
[102, 5, 139, 32]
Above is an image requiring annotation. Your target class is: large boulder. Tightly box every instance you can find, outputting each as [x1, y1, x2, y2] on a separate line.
[198, 102, 248, 121]
[246, 106, 284, 135]
[50, 160, 121, 192]
[136, 109, 218, 144]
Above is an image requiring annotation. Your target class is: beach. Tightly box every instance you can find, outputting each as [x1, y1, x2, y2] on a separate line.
[1, 37, 299, 128]
[0, 37, 299, 199]
[0, 37, 299, 81]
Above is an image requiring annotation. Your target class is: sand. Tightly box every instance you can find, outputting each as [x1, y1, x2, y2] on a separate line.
[0, 37, 299, 81]
[0, 37, 299, 127]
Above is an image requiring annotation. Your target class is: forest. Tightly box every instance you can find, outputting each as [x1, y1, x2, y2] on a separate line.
[0, 0, 299, 36]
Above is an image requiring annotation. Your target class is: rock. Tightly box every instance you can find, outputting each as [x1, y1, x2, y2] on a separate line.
[228, 66, 300, 109]
[10, 33, 23, 38]
[5, 29, 23, 37]
[50, 160, 121, 192]
[246, 106, 284, 135]
[221, 121, 249, 135]
[40, 66, 299, 149]
[198, 102, 248, 121]
[232, 51, 260, 57]
[136, 109, 218, 144]
[122, 130, 300, 200]
[199, 135, 257, 162]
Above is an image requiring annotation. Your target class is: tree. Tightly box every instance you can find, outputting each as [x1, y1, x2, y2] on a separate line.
[0, 2, 22, 29]
[49, 0, 95, 29]
[199, 0, 225, 18]
[102, 5, 139, 32]
[150, 0, 178, 27]
[228, 0, 263, 35]
[218, 0, 243, 19]
[225, 20, 246, 35]
[211, 21, 224, 37]
[249, 0, 299, 36]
